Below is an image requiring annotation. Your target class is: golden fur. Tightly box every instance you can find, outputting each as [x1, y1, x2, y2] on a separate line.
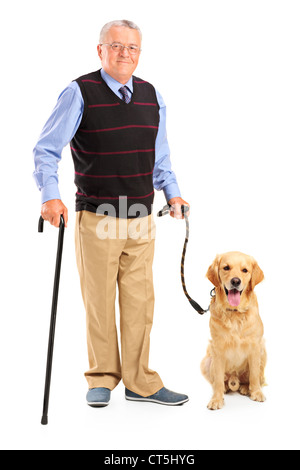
[201, 251, 267, 410]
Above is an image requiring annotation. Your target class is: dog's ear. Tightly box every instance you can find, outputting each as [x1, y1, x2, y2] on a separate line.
[206, 255, 221, 287]
[251, 260, 264, 289]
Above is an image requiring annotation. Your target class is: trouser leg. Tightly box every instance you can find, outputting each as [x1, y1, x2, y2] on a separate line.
[75, 210, 123, 390]
[118, 215, 164, 397]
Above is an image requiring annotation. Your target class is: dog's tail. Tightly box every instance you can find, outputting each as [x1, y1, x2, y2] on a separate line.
[228, 375, 240, 392]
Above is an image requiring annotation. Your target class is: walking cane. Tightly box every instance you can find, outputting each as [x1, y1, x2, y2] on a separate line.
[38, 215, 65, 425]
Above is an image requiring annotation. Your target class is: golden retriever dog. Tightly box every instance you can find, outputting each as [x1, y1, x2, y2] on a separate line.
[201, 251, 267, 410]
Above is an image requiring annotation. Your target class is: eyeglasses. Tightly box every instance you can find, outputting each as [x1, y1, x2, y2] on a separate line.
[100, 42, 141, 55]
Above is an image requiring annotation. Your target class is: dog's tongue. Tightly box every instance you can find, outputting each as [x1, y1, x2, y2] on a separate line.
[228, 289, 241, 307]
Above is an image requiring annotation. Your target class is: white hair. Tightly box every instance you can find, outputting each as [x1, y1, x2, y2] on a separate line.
[99, 20, 142, 43]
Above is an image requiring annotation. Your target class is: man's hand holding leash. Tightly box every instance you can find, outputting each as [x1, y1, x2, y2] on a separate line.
[168, 197, 190, 219]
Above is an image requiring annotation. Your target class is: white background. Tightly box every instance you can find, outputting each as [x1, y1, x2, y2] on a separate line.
[1, 0, 300, 450]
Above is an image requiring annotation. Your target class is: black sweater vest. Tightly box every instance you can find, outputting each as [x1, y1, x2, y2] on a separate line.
[70, 69, 160, 218]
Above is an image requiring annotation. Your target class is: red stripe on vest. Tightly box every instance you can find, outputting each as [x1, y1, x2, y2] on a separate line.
[76, 190, 154, 200]
[134, 102, 157, 106]
[75, 170, 153, 178]
[88, 103, 120, 108]
[70, 146, 155, 156]
[79, 125, 158, 133]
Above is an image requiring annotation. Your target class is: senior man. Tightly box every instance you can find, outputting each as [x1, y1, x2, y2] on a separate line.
[33, 19, 189, 407]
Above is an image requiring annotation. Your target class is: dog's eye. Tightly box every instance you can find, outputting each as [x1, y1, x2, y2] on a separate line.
[242, 268, 248, 273]
[224, 266, 230, 271]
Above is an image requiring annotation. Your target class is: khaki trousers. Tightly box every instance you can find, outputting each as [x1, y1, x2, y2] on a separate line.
[75, 210, 164, 397]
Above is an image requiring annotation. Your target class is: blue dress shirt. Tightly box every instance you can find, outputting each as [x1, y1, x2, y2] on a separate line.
[33, 69, 181, 204]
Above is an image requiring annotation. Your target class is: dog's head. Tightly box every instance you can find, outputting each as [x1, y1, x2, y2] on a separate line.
[206, 252, 264, 309]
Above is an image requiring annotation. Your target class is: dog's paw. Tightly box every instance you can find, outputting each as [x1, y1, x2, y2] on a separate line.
[207, 397, 224, 410]
[239, 385, 250, 396]
[250, 390, 266, 402]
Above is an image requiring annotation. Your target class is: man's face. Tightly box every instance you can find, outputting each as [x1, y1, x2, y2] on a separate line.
[98, 26, 141, 84]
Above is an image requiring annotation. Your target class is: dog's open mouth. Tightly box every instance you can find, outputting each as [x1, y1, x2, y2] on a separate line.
[224, 287, 243, 307]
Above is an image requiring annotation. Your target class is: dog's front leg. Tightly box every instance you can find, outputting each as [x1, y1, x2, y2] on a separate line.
[207, 355, 225, 410]
[248, 346, 266, 403]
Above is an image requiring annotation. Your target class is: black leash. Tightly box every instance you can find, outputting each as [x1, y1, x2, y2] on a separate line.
[157, 204, 212, 315]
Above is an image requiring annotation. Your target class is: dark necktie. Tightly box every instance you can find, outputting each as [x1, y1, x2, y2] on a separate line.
[119, 86, 131, 104]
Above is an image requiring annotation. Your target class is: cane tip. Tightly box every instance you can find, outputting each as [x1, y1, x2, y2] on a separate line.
[41, 416, 48, 425]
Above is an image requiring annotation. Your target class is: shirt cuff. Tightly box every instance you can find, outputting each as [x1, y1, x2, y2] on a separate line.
[163, 183, 181, 203]
[41, 183, 61, 204]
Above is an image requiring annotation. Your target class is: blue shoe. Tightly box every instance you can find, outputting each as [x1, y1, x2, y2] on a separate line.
[125, 387, 189, 406]
[86, 387, 111, 407]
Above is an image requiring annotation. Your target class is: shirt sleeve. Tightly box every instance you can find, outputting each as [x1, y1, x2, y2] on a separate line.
[33, 81, 84, 204]
[153, 89, 181, 202]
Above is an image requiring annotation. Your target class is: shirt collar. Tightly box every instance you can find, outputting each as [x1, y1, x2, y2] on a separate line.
[100, 68, 133, 95]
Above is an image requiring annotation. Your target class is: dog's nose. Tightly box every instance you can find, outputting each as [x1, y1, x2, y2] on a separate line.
[231, 277, 241, 288]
